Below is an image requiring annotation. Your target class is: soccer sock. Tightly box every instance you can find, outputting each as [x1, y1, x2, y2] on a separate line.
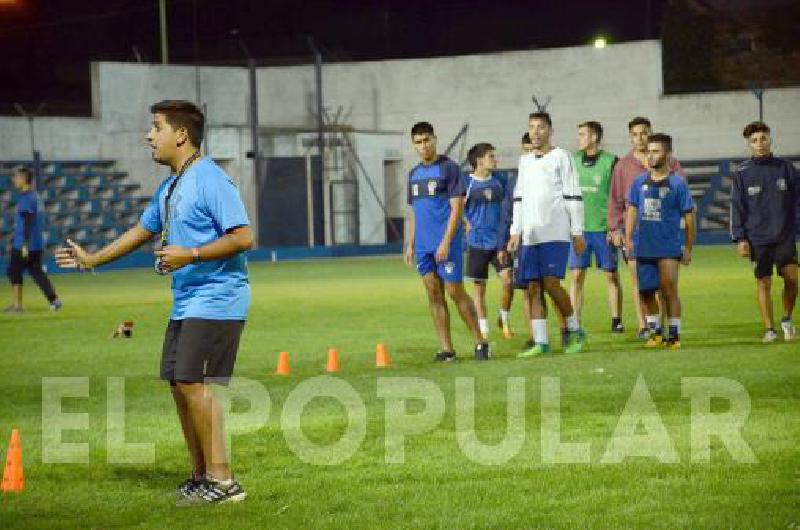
[533, 319, 549, 345]
[500, 310, 510, 326]
[566, 314, 580, 332]
[479, 319, 489, 337]
[668, 317, 680, 339]
[646, 314, 661, 333]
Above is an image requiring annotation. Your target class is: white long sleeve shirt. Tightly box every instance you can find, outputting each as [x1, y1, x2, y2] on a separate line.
[510, 147, 584, 245]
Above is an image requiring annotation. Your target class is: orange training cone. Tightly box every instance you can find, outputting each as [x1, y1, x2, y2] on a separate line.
[326, 348, 340, 373]
[2, 428, 24, 493]
[276, 351, 291, 376]
[375, 343, 391, 368]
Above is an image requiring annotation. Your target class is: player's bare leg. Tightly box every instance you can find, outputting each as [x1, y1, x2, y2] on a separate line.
[473, 280, 489, 340]
[178, 382, 231, 481]
[171, 385, 205, 478]
[444, 282, 484, 345]
[422, 273, 453, 353]
[756, 275, 774, 334]
[498, 269, 514, 338]
[658, 258, 682, 348]
[569, 268, 586, 320]
[606, 270, 623, 330]
[627, 259, 648, 337]
[779, 263, 797, 340]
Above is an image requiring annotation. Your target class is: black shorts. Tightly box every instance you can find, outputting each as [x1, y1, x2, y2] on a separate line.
[467, 246, 510, 281]
[750, 238, 798, 279]
[161, 318, 245, 385]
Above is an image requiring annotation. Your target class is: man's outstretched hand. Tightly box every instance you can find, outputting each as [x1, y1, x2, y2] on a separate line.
[55, 239, 92, 270]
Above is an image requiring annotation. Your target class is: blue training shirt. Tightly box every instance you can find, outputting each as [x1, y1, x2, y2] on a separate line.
[13, 191, 44, 251]
[140, 157, 251, 321]
[629, 173, 694, 258]
[463, 173, 509, 251]
[407, 156, 465, 253]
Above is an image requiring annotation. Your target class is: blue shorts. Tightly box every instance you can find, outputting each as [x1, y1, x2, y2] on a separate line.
[517, 242, 570, 282]
[569, 231, 618, 272]
[416, 246, 464, 283]
[637, 256, 680, 293]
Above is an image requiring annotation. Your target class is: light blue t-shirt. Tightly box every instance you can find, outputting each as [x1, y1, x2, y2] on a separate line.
[139, 157, 251, 321]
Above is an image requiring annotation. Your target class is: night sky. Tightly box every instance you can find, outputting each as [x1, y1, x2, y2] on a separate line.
[0, 0, 668, 115]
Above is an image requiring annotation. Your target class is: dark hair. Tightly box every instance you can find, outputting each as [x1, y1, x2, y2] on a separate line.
[648, 132, 672, 151]
[467, 142, 495, 169]
[411, 121, 435, 136]
[528, 112, 552, 127]
[149, 100, 205, 147]
[578, 121, 603, 142]
[628, 116, 651, 131]
[13, 166, 33, 185]
[521, 132, 531, 144]
[742, 121, 770, 138]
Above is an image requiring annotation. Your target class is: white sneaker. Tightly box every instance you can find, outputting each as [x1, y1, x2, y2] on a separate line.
[780, 320, 796, 341]
[762, 329, 778, 344]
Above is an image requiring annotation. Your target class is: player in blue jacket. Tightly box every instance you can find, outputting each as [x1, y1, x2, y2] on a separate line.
[730, 121, 798, 343]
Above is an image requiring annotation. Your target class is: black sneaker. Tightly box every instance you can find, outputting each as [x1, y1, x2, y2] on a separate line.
[611, 321, 624, 333]
[176, 476, 205, 499]
[434, 351, 457, 362]
[176, 477, 247, 506]
[524, 338, 536, 348]
[474, 343, 490, 361]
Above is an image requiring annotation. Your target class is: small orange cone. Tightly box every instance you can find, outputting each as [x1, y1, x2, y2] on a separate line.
[276, 351, 291, 376]
[326, 348, 340, 373]
[376, 343, 391, 368]
[2, 428, 24, 493]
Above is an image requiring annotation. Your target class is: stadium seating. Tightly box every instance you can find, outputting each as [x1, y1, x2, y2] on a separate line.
[0, 160, 152, 257]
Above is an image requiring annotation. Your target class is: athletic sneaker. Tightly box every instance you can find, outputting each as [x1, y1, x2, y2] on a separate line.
[780, 319, 796, 341]
[645, 334, 664, 348]
[176, 477, 246, 506]
[434, 351, 457, 362]
[474, 343, 490, 361]
[611, 321, 624, 333]
[564, 329, 587, 354]
[176, 476, 205, 499]
[636, 328, 650, 341]
[3, 305, 23, 314]
[518, 343, 550, 358]
[50, 300, 63, 311]
[524, 338, 536, 349]
[762, 329, 778, 344]
[664, 338, 681, 350]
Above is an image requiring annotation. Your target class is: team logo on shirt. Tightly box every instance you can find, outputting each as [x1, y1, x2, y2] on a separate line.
[483, 189, 493, 201]
[444, 261, 455, 274]
[594, 174, 602, 186]
[747, 185, 761, 196]
[428, 180, 437, 196]
[659, 187, 669, 199]
[643, 198, 662, 222]
[777, 178, 787, 191]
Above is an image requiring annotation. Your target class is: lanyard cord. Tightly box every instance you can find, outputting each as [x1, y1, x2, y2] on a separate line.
[160, 151, 201, 246]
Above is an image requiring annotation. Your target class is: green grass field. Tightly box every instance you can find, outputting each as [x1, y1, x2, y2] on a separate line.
[1, 246, 798, 529]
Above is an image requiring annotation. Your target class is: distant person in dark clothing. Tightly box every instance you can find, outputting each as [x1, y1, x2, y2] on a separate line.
[5, 167, 61, 313]
[730, 121, 799, 343]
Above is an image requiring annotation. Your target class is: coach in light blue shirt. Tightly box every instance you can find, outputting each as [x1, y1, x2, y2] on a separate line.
[140, 156, 251, 320]
[56, 100, 252, 506]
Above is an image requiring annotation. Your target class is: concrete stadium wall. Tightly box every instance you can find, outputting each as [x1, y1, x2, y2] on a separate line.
[2, 40, 799, 245]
